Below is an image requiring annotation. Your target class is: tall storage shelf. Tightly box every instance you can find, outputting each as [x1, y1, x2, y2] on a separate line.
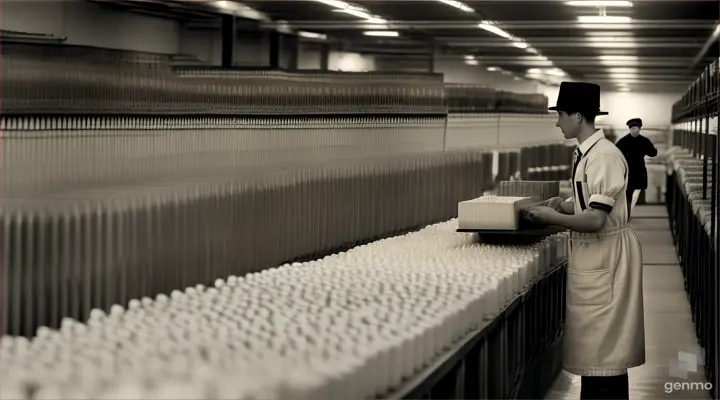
[668, 59, 720, 398]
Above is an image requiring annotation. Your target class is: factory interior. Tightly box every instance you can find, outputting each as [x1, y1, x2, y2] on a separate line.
[0, 0, 719, 399]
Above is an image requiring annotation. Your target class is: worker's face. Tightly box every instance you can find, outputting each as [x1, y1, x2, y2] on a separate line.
[555, 111, 581, 140]
[630, 126, 640, 137]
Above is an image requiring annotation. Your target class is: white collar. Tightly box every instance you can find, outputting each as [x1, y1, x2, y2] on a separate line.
[577, 129, 605, 156]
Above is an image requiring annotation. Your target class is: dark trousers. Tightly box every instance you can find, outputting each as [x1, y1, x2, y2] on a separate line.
[626, 187, 635, 218]
[580, 373, 629, 400]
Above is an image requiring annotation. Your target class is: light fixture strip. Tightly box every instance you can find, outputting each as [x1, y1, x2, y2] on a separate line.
[316, 0, 389, 24]
[577, 15, 632, 23]
[312, 0, 353, 8]
[335, 8, 387, 24]
[363, 30, 399, 37]
[436, 0, 474, 12]
[298, 31, 327, 40]
[478, 21, 568, 79]
[478, 21, 512, 39]
[565, 1, 632, 7]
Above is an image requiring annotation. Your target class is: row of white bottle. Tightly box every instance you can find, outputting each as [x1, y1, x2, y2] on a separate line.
[1, 150, 485, 338]
[2, 49, 446, 115]
[0, 115, 446, 198]
[0, 220, 567, 400]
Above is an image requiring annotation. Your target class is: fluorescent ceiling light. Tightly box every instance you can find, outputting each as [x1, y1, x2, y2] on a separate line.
[478, 22, 512, 39]
[297, 31, 327, 40]
[576, 23, 633, 29]
[465, 59, 479, 65]
[335, 9, 386, 23]
[363, 30, 399, 37]
[565, 1, 632, 7]
[511, 41, 529, 49]
[606, 67, 640, 73]
[587, 42, 639, 49]
[464, 55, 476, 60]
[437, 0, 474, 12]
[526, 47, 539, 54]
[607, 73, 643, 79]
[577, 16, 632, 23]
[545, 68, 566, 77]
[585, 31, 639, 37]
[598, 55, 639, 66]
[487, 67, 500, 71]
[526, 67, 565, 77]
[313, 0, 351, 8]
[598, 55, 638, 61]
[211, 1, 268, 20]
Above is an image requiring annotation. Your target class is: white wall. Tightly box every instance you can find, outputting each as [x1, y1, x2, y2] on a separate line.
[537, 83, 559, 109]
[328, 51, 375, 72]
[596, 92, 681, 131]
[538, 84, 679, 134]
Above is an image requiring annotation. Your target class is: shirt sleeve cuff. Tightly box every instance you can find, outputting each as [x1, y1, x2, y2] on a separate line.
[588, 194, 615, 213]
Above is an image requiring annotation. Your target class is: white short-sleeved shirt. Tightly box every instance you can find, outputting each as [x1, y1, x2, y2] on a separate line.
[565, 129, 630, 231]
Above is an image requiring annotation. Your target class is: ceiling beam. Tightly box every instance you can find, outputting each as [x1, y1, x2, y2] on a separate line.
[440, 37, 702, 43]
[583, 74, 694, 80]
[687, 23, 720, 73]
[442, 39, 702, 48]
[450, 56, 709, 67]
[588, 79, 692, 84]
[276, 20, 717, 30]
[374, 54, 712, 62]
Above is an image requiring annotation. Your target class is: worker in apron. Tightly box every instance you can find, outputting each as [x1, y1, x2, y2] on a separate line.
[525, 82, 645, 400]
[615, 118, 658, 217]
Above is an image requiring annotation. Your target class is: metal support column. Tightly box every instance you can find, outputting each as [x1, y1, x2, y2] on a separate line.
[286, 34, 299, 71]
[704, 72, 709, 199]
[269, 30, 281, 69]
[221, 15, 236, 68]
[428, 41, 438, 73]
[714, 58, 720, 400]
[320, 43, 330, 71]
[713, 59, 718, 259]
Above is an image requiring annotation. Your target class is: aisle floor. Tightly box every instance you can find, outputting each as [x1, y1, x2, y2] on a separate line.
[545, 205, 711, 399]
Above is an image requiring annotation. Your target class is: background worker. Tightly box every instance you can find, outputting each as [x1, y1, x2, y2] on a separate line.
[615, 118, 658, 216]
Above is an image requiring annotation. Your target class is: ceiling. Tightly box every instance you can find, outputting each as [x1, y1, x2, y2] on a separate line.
[93, 0, 719, 93]
[244, 0, 720, 92]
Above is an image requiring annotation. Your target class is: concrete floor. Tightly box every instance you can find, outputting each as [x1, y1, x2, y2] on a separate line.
[545, 205, 711, 399]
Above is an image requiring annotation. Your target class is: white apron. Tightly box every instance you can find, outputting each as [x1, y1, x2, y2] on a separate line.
[564, 130, 646, 376]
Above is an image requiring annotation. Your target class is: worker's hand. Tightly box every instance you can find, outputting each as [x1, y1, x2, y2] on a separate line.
[546, 196, 565, 212]
[525, 206, 557, 225]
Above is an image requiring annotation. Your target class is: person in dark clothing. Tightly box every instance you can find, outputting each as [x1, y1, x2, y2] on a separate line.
[615, 118, 658, 216]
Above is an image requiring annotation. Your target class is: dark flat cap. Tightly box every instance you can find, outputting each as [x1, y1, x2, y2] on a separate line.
[626, 118, 642, 128]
